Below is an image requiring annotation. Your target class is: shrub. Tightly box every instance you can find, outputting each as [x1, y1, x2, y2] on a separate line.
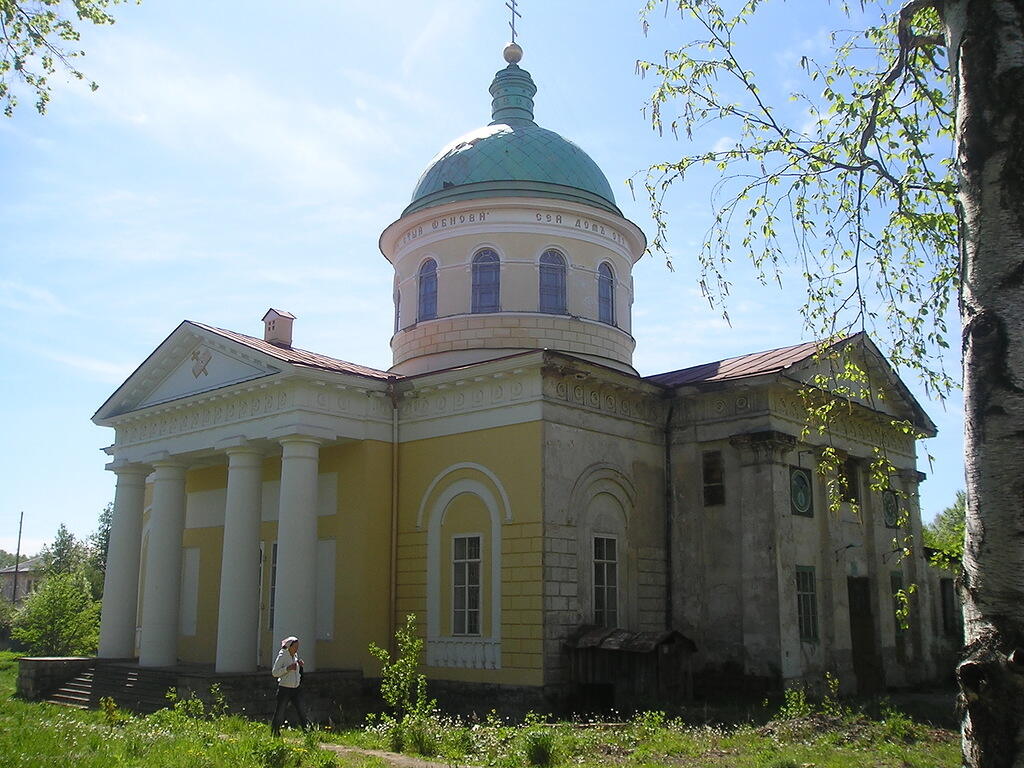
[777, 686, 812, 720]
[10, 572, 99, 655]
[523, 727, 556, 767]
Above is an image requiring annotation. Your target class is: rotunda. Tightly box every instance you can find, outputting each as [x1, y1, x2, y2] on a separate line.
[380, 44, 646, 376]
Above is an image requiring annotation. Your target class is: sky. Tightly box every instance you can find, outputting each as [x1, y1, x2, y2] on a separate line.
[0, 0, 964, 555]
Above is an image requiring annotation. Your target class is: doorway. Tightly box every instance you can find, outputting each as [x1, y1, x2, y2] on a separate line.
[847, 577, 884, 694]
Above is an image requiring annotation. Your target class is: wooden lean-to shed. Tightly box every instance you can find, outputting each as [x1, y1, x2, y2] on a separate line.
[564, 626, 696, 710]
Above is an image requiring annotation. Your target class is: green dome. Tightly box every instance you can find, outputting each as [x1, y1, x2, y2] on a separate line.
[405, 60, 619, 216]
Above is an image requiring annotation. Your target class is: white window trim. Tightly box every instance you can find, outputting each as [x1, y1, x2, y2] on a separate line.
[425, 477, 504, 669]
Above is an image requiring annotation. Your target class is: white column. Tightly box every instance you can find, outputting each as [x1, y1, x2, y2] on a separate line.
[272, 436, 320, 671]
[138, 461, 187, 667]
[98, 465, 148, 658]
[215, 448, 264, 672]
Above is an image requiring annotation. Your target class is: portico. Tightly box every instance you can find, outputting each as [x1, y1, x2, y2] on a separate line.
[92, 317, 393, 673]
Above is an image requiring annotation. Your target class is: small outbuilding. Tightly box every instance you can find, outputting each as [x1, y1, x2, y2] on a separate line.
[564, 626, 696, 711]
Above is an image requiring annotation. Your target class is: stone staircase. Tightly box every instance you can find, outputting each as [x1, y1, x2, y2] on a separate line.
[45, 663, 176, 714]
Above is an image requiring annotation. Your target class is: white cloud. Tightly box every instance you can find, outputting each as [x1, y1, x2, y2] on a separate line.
[77, 38, 391, 197]
[0, 280, 72, 315]
[41, 349, 135, 383]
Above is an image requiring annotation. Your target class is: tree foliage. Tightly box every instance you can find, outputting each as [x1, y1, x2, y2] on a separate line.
[637, 3, 1024, 767]
[923, 489, 965, 561]
[39, 523, 87, 577]
[0, 0, 131, 116]
[11, 571, 99, 655]
[635, 0, 957, 398]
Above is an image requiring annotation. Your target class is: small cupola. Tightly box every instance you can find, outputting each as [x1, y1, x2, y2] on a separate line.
[262, 308, 296, 348]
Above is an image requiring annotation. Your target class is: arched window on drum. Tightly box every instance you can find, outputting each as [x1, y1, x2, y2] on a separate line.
[418, 259, 437, 322]
[539, 250, 567, 314]
[471, 249, 500, 313]
[597, 262, 615, 326]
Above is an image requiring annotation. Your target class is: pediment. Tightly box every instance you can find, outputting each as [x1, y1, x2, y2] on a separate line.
[94, 322, 285, 422]
[786, 334, 935, 435]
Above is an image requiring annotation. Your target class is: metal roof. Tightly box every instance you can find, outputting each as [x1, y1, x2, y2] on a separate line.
[190, 322, 391, 380]
[645, 339, 826, 388]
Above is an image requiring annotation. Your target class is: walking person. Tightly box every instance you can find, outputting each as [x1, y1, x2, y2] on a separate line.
[271, 635, 309, 736]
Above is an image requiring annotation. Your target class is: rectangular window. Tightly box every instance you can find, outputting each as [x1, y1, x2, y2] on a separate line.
[453, 535, 481, 636]
[790, 466, 814, 517]
[841, 457, 861, 505]
[940, 578, 959, 637]
[267, 542, 278, 631]
[796, 566, 818, 642]
[702, 451, 725, 506]
[593, 536, 618, 628]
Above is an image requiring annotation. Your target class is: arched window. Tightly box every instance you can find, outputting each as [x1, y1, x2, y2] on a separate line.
[418, 259, 437, 322]
[394, 288, 401, 333]
[598, 262, 615, 325]
[539, 250, 567, 314]
[471, 249, 500, 313]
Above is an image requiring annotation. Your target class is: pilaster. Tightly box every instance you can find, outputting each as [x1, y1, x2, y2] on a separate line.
[730, 431, 796, 680]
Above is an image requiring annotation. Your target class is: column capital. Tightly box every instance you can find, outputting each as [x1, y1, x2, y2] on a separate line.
[899, 468, 927, 485]
[730, 430, 797, 465]
[106, 462, 150, 479]
[150, 460, 188, 480]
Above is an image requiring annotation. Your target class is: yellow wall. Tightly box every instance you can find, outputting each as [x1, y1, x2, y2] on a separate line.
[149, 421, 544, 686]
[394, 420, 544, 686]
[172, 442, 393, 675]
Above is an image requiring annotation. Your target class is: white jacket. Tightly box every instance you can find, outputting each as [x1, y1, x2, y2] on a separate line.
[272, 647, 302, 688]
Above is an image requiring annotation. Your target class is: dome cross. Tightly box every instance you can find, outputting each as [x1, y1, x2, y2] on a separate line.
[505, 0, 522, 44]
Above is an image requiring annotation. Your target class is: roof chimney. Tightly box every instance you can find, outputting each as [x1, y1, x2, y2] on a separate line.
[262, 308, 296, 348]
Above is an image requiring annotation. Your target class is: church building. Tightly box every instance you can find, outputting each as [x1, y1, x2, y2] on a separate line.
[92, 43, 957, 709]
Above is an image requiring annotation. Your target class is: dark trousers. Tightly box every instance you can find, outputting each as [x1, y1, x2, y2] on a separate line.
[271, 685, 309, 735]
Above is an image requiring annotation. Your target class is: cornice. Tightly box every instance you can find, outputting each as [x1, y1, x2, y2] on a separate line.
[379, 197, 646, 265]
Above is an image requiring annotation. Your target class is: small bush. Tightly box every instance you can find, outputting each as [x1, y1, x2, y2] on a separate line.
[10, 572, 99, 655]
[778, 686, 812, 719]
[880, 703, 917, 743]
[523, 727, 556, 767]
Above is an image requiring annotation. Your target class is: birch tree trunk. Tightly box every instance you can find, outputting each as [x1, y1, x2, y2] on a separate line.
[949, 1, 1024, 766]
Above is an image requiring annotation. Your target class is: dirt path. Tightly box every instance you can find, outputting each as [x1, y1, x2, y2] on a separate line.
[319, 742, 477, 768]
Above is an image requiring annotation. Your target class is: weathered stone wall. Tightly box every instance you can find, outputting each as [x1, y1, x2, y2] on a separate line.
[17, 657, 95, 700]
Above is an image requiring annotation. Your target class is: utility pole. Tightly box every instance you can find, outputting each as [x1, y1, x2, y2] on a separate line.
[11, 511, 23, 604]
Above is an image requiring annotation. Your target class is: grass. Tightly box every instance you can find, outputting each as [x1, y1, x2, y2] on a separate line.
[0, 651, 960, 768]
[0, 652, 371, 768]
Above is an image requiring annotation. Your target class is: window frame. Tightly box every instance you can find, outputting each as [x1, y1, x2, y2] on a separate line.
[539, 249, 568, 314]
[597, 262, 615, 325]
[452, 533, 483, 637]
[592, 534, 619, 628]
[471, 249, 500, 314]
[702, 450, 726, 506]
[418, 259, 438, 322]
[796, 565, 819, 642]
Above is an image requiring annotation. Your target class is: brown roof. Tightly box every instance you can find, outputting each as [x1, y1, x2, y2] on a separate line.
[645, 338, 832, 388]
[191, 322, 392, 380]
